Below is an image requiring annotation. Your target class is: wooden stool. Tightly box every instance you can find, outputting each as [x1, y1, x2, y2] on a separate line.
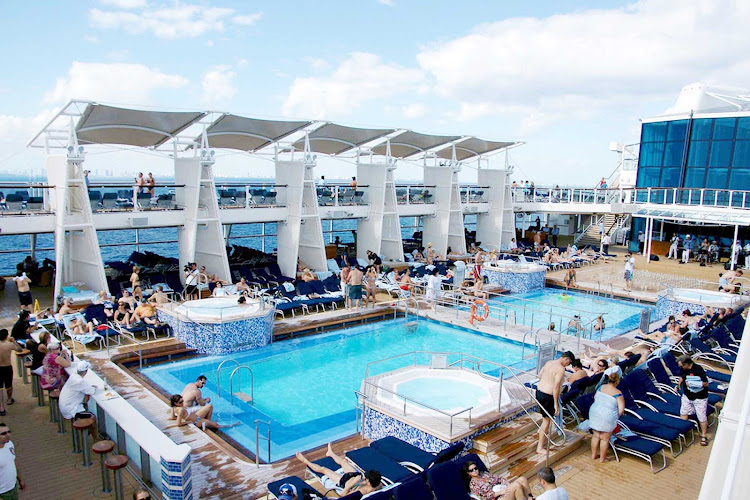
[16, 350, 30, 385]
[48, 389, 60, 424]
[93, 440, 115, 493]
[73, 418, 94, 467]
[105, 455, 129, 500]
[25, 361, 37, 397]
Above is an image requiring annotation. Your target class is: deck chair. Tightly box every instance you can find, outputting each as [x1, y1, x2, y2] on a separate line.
[610, 422, 668, 473]
[268, 475, 362, 500]
[61, 313, 104, 351]
[662, 350, 731, 385]
[369, 437, 463, 472]
[392, 475, 433, 500]
[425, 460, 471, 500]
[688, 338, 736, 368]
[345, 447, 414, 485]
[26, 196, 43, 211]
[265, 191, 277, 205]
[648, 357, 726, 396]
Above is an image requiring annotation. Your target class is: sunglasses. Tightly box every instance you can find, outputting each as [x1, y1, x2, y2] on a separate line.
[468, 467, 478, 472]
[598, 363, 606, 367]
[0, 430, 10, 436]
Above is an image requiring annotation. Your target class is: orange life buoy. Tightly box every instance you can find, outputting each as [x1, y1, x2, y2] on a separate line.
[469, 299, 490, 325]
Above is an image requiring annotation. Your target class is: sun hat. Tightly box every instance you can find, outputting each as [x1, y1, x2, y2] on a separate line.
[48, 339, 60, 350]
[76, 360, 91, 372]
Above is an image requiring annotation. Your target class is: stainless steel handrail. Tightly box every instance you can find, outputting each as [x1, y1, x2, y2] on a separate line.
[254, 419, 271, 467]
[229, 365, 254, 406]
[216, 359, 239, 399]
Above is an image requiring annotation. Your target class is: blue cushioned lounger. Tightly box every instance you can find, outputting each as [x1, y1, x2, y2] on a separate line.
[346, 447, 413, 484]
[426, 461, 471, 500]
[611, 432, 667, 473]
[393, 475, 433, 500]
[370, 436, 463, 471]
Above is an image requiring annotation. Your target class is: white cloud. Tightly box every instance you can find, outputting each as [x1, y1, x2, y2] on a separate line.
[233, 13, 262, 26]
[201, 65, 238, 106]
[378, 0, 395, 6]
[282, 52, 425, 118]
[89, 4, 261, 39]
[304, 57, 329, 71]
[84, 35, 99, 43]
[100, 0, 147, 8]
[0, 110, 57, 148]
[44, 62, 189, 105]
[417, 0, 750, 130]
[237, 58, 249, 68]
[401, 103, 428, 119]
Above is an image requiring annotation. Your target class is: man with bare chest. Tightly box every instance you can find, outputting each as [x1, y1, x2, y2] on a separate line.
[535, 351, 575, 453]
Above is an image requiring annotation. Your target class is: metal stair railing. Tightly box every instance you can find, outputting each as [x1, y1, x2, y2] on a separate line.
[215, 359, 239, 399]
[229, 365, 255, 406]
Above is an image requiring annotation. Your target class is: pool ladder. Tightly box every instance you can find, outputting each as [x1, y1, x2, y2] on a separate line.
[216, 360, 255, 405]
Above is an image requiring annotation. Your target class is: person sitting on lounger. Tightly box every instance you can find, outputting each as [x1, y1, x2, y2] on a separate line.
[236, 277, 253, 296]
[399, 269, 413, 294]
[113, 302, 132, 328]
[148, 286, 170, 305]
[133, 303, 160, 325]
[58, 298, 77, 316]
[296, 444, 382, 496]
[118, 289, 137, 310]
[464, 460, 532, 500]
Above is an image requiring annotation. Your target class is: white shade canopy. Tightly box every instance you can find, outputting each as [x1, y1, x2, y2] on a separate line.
[292, 123, 394, 155]
[202, 114, 311, 152]
[75, 104, 206, 148]
[436, 138, 518, 161]
[370, 131, 461, 158]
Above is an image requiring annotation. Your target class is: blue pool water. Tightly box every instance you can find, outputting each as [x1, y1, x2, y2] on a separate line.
[142, 318, 533, 461]
[396, 377, 489, 411]
[490, 289, 652, 340]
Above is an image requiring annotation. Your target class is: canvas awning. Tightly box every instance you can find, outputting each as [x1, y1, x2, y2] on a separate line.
[436, 138, 518, 161]
[202, 114, 311, 152]
[75, 104, 206, 148]
[370, 131, 461, 158]
[292, 123, 394, 155]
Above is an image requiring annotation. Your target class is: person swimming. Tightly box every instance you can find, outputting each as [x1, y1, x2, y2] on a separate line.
[559, 293, 570, 301]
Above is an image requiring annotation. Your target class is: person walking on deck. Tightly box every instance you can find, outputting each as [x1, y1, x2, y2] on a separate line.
[535, 352, 575, 454]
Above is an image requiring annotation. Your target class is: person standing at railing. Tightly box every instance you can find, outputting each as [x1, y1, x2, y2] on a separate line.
[535, 351, 575, 454]
[350, 176, 357, 188]
[135, 172, 146, 194]
[146, 172, 156, 196]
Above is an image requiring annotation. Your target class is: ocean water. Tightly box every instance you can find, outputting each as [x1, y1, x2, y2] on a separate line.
[1, 174, 474, 274]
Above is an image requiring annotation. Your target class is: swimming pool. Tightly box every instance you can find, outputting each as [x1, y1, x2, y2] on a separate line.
[141, 318, 534, 461]
[490, 289, 652, 340]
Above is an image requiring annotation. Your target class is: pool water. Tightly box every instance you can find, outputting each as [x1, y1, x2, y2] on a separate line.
[490, 289, 652, 340]
[142, 318, 534, 461]
[396, 377, 490, 412]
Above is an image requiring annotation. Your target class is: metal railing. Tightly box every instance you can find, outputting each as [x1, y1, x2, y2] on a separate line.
[215, 359, 239, 399]
[254, 419, 272, 467]
[229, 365, 255, 406]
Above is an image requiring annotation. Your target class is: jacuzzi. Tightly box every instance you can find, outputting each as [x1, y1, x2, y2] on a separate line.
[655, 288, 748, 319]
[374, 367, 510, 418]
[481, 262, 546, 293]
[157, 297, 275, 355]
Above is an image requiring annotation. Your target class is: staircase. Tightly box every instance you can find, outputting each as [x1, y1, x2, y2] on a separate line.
[574, 214, 629, 248]
[469, 415, 584, 479]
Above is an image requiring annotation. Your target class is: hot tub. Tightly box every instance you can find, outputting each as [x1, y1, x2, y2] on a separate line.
[481, 262, 546, 293]
[157, 297, 275, 355]
[655, 288, 748, 319]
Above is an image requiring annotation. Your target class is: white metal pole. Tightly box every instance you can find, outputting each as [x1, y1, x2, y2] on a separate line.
[731, 224, 739, 271]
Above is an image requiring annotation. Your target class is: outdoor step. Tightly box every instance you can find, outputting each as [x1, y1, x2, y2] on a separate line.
[483, 436, 538, 469]
[472, 415, 541, 454]
[502, 431, 584, 479]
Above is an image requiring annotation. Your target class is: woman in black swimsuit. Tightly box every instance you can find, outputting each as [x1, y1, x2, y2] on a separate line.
[296, 444, 382, 496]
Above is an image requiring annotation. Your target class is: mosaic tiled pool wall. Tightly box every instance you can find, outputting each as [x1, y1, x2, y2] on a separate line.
[362, 406, 533, 454]
[157, 308, 275, 355]
[481, 269, 546, 293]
[654, 297, 705, 320]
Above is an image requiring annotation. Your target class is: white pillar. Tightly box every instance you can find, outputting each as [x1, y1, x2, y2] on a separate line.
[476, 169, 513, 251]
[422, 166, 466, 257]
[732, 224, 739, 271]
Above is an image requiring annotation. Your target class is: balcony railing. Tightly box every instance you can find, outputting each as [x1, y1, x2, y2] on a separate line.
[395, 185, 436, 204]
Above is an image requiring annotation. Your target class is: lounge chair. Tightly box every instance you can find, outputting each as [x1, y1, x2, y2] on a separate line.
[392, 475, 433, 500]
[369, 437, 463, 472]
[345, 447, 414, 485]
[688, 338, 736, 368]
[425, 460, 471, 500]
[267, 475, 362, 500]
[61, 313, 104, 351]
[648, 357, 726, 396]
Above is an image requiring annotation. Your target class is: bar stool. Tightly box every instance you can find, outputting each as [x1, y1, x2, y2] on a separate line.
[92, 440, 115, 494]
[73, 418, 94, 467]
[105, 455, 129, 500]
[48, 389, 60, 424]
[16, 349, 30, 385]
[25, 361, 37, 398]
[30, 370, 44, 407]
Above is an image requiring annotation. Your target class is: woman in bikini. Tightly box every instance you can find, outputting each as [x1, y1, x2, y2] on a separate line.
[130, 266, 143, 302]
[296, 444, 382, 497]
[364, 266, 378, 308]
[169, 394, 236, 431]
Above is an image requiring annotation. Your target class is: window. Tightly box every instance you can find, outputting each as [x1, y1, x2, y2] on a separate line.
[636, 167, 661, 187]
[641, 122, 667, 143]
[709, 141, 733, 168]
[663, 142, 684, 167]
[736, 117, 750, 140]
[660, 167, 681, 187]
[705, 168, 728, 189]
[729, 168, 750, 190]
[712, 118, 737, 141]
[691, 118, 713, 141]
[733, 141, 750, 167]
[687, 141, 709, 167]
[667, 120, 688, 141]
[684, 168, 706, 188]
[638, 142, 665, 167]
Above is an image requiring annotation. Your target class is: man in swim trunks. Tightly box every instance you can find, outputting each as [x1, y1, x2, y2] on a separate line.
[13, 272, 33, 312]
[535, 351, 574, 453]
[296, 444, 382, 496]
[347, 265, 364, 311]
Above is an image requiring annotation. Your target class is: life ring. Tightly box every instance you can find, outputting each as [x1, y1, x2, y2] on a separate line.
[469, 299, 490, 325]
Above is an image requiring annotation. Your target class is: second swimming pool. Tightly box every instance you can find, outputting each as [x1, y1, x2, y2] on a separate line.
[142, 318, 534, 461]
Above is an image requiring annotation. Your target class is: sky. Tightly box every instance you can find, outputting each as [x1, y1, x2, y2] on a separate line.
[1, 0, 749, 183]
